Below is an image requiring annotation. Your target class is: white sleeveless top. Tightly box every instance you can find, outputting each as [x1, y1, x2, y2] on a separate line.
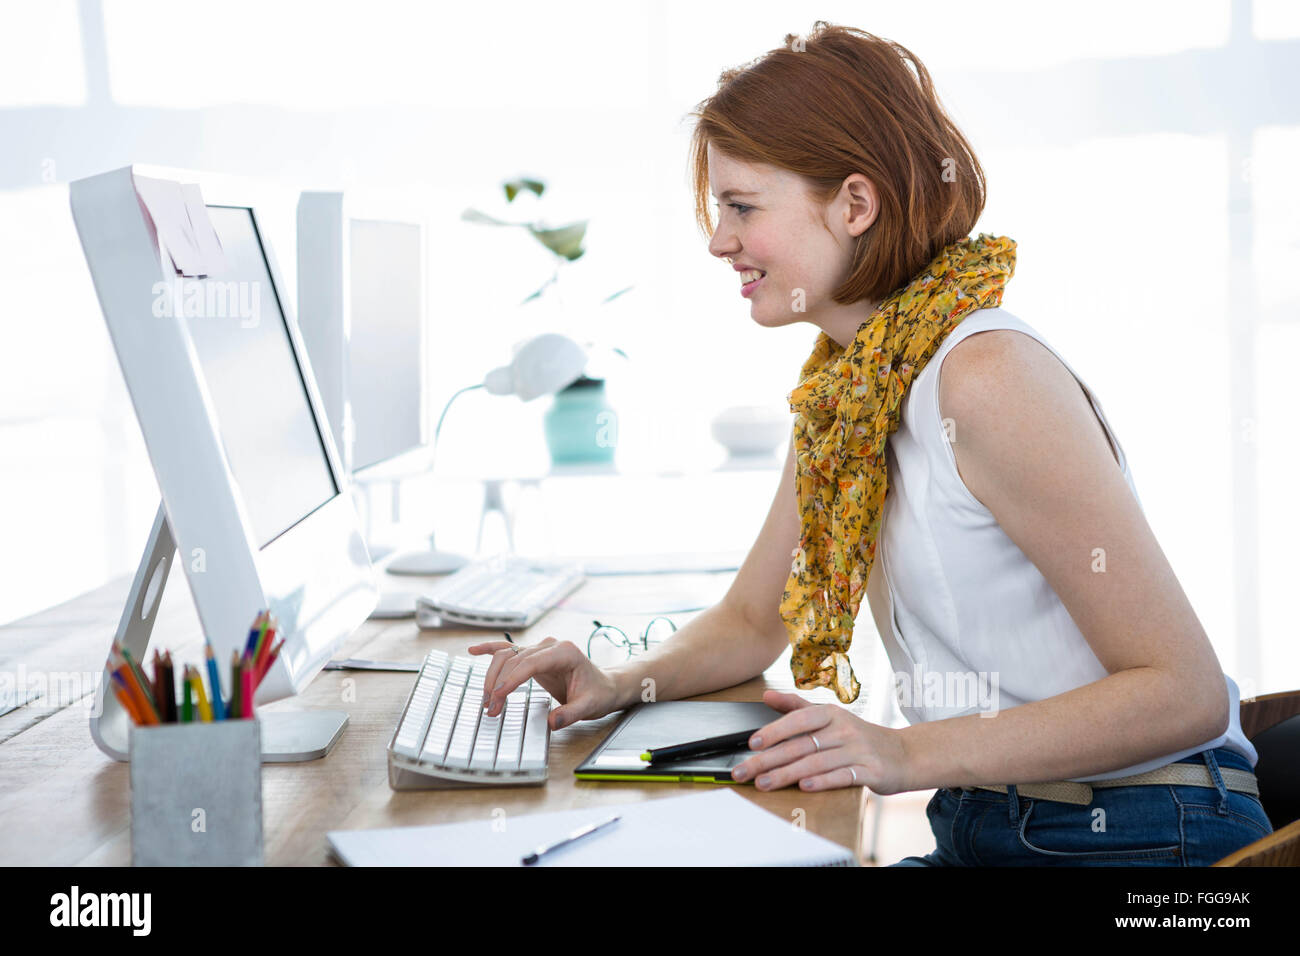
[863, 307, 1256, 780]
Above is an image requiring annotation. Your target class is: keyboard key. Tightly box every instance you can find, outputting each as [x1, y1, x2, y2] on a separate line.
[494, 695, 527, 771]
[470, 712, 503, 770]
[519, 696, 551, 770]
[419, 681, 465, 764]
[444, 696, 483, 769]
[392, 655, 448, 758]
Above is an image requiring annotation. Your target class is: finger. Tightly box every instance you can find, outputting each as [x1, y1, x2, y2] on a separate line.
[467, 641, 515, 656]
[474, 643, 521, 697]
[484, 641, 552, 715]
[481, 647, 522, 713]
[487, 644, 562, 715]
[748, 751, 848, 792]
[732, 729, 840, 782]
[748, 691, 820, 747]
[762, 689, 816, 713]
[485, 640, 558, 715]
[797, 765, 865, 792]
[749, 703, 834, 750]
[549, 698, 586, 731]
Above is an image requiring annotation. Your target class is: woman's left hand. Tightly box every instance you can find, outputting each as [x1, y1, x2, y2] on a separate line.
[731, 689, 910, 794]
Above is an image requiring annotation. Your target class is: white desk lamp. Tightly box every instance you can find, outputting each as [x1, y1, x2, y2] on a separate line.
[483, 332, 588, 401]
[381, 333, 588, 583]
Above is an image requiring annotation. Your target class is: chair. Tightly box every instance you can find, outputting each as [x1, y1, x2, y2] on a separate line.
[1213, 819, 1300, 867]
[1213, 689, 1300, 867]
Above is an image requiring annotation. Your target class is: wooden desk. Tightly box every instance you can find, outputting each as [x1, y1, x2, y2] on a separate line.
[0, 570, 867, 865]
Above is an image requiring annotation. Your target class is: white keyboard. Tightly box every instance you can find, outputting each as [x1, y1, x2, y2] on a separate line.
[415, 554, 585, 629]
[387, 649, 552, 789]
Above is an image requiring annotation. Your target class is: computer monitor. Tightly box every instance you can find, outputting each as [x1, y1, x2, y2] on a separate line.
[295, 192, 427, 478]
[71, 166, 378, 761]
[193, 205, 340, 545]
[297, 193, 466, 610]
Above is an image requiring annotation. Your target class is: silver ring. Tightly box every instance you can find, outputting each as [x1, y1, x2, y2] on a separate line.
[850, 767, 858, 784]
[510, 645, 522, 655]
[811, 734, 821, 753]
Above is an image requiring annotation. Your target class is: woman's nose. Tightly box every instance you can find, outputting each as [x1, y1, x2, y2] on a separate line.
[709, 233, 739, 262]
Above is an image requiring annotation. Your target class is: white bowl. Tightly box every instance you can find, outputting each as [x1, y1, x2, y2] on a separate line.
[710, 405, 790, 457]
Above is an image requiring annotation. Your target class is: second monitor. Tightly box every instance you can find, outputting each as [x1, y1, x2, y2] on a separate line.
[296, 192, 428, 479]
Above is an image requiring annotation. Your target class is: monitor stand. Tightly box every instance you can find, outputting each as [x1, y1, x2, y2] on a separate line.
[89, 503, 349, 763]
[373, 477, 472, 576]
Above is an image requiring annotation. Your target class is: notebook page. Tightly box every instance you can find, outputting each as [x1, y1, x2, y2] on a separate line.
[327, 788, 855, 866]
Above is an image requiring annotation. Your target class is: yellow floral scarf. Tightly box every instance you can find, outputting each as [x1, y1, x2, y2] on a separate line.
[781, 233, 1017, 703]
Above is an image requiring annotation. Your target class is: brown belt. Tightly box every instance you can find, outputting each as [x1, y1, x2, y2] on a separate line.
[971, 764, 1259, 807]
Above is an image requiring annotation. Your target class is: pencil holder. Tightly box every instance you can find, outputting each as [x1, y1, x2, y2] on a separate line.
[129, 718, 264, 866]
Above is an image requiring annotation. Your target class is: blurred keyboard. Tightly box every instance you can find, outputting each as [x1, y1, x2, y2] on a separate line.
[388, 649, 551, 789]
[415, 554, 585, 628]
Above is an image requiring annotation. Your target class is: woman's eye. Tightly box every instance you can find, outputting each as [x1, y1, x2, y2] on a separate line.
[714, 202, 752, 216]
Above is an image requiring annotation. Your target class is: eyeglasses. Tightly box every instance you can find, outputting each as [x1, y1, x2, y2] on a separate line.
[586, 617, 678, 667]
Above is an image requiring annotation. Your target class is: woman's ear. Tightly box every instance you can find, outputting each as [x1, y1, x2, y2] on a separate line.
[841, 174, 879, 237]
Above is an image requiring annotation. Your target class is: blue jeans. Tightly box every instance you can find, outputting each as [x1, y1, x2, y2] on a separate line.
[890, 747, 1273, 866]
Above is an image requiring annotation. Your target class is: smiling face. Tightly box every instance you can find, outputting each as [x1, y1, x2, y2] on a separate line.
[706, 144, 882, 348]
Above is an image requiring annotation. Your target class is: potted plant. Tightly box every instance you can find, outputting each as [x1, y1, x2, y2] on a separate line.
[462, 178, 632, 465]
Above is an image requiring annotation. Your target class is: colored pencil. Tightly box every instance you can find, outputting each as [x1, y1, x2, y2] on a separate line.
[252, 616, 272, 670]
[181, 666, 193, 722]
[115, 644, 161, 722]
[112, 650, 160, 723]
[160, 651, 176, 723]
[204, 642, 226, 721]
[241, 663, 253, 718]
[255, 637, 284, 688]
[117, 665, 157, 725]
[191, 667, 212, 722]
[254, 627, 276, 677]
[229, 651, 241, 721]
[150, 648, 165, 706]
[117, 644, 154, 705]
[243, 610, 267, 661]
[110, 670, 145, 725]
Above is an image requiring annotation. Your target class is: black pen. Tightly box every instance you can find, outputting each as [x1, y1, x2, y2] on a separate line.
[640, 729, 760, 763]
[522, 814, 620, 865]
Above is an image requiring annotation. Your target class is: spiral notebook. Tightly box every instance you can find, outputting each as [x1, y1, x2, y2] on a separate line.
[326, 789, 856, 866]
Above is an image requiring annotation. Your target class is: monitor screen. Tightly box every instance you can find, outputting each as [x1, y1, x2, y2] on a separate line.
[347, 218, 424, 472]
[183, 205, 338, 548]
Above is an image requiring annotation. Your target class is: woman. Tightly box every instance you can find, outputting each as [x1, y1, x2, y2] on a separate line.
[470, 22, 1270, 866]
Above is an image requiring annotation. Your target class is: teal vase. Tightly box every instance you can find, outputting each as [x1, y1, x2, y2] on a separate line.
[544, 376, 617, 464]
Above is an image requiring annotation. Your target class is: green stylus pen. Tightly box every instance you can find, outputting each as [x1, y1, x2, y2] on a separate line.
[640, 728, 760, 763]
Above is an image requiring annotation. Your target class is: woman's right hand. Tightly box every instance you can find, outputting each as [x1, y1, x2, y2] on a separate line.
[468, 637, 623, 731]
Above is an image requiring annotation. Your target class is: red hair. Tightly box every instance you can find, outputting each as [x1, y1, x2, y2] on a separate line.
[688, 21, 988, 303]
